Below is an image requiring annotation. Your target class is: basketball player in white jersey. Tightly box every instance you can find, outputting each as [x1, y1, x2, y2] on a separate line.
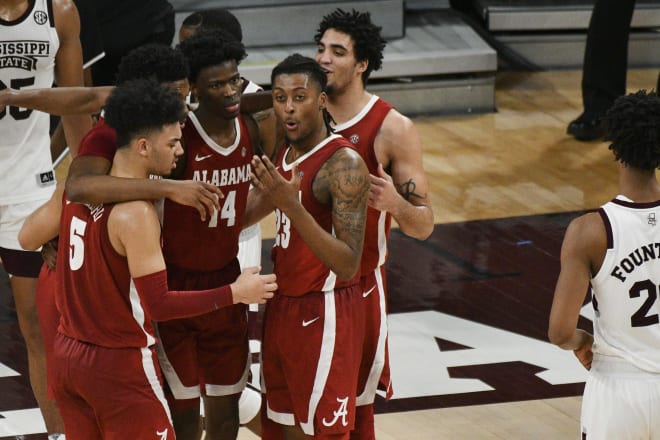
[0, 1, 90, 437]
[549, 90, 660, 439]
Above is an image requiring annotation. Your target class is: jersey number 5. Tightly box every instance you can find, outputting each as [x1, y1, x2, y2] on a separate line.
[69, 216, 87, 271]
[629, 279, 660, 327]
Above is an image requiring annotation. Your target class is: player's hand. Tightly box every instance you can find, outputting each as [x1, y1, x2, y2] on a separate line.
[573, 330, 594, 370]
[230, 266, 277, 305]
[369, 163, 402, 213]
[251, 155, 300, 212]
[41, 239, 58, 271]
[166, 180, 223, 222]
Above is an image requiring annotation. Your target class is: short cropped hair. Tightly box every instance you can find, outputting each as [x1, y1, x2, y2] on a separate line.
[116, 43, 189, 85]
[104, 79, 185, 148]
[178, 29, 247, 83]
[314, 8, 386, 84]
[181, 8, 243, 42]
[271, 53, 327, 92]
[604, 90, 660, 171]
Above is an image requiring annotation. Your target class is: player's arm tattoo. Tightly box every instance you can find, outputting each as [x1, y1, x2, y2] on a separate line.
[398, 178, 428, 204]
[316, 149, 369, 252]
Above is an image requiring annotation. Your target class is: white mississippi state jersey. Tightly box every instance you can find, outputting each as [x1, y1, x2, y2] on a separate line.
[0, 0, 58, 204]
[591, 195, 660, 372]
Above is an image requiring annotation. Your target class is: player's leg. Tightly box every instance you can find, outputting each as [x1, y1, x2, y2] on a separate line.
[581, 355, 652, 439]
[200, 304, 249, 439]
[51, 333, 103, 440]
[352, 266, 389, 440]
[35, 263, 65, 434]
[1, 247, 63, 432]
[156, 318, 203, 440]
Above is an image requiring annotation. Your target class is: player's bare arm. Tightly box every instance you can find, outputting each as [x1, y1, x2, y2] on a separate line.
[0, 86, 112, 116]
[66, 155, 222, 221]
[373, 110, 434, 240]
[252, 149, 369, 280]
[548, 213, 606, 369]
[18, 181, 64, 251]
[52, 0, 92, 155]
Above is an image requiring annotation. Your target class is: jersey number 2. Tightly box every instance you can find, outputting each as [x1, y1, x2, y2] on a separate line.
[629, 279, 660, 327]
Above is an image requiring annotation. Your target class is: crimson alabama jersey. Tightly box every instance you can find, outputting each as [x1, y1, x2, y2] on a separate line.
[272, 134, 360, 296]
[162, 112, 253, 271]
[56, 198, 157, 348]
[333, 95, 393, 274]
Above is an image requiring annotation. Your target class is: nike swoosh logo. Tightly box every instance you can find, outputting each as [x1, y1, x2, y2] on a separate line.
[302, 317, 320, 327]
[362, 286, 376, 298]
[195, 153, 213, 162]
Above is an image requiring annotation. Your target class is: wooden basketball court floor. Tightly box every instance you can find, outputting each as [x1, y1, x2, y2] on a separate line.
[1, 68, 658, 439]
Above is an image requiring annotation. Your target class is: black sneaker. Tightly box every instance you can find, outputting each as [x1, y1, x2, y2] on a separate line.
[567, 113, 607, 141]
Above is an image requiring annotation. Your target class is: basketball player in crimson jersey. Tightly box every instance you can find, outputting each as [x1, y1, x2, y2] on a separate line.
[314, 9, 435, 439]
[549, 91, 660, 439]
[156, 30, 263, 440]
[19, 79, 276, 440]
[244, 54, 369, 440]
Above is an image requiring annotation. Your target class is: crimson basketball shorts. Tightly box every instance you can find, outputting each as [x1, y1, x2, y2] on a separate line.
[157, 258, 249, 400]
[36, 264, 58, 399]
[52, 333, 174, 440]
[356, 265, 393, 405]
[262, 285, 364, 436]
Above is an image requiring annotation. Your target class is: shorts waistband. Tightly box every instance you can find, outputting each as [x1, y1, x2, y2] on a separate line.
[591, 353, 660, 377]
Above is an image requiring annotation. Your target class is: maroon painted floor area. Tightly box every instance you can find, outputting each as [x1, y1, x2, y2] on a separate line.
[0, 211, 592, 437]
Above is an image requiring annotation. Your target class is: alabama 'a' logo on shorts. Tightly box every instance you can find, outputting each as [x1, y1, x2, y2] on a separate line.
[321, 396, 349, 427]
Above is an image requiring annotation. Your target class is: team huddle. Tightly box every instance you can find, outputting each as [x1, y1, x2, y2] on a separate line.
[5, 1, 660, 440]
[1, 3, 433, 440]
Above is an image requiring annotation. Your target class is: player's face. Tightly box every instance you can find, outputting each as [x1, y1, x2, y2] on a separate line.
[148, 122, 184, 176]
[315, 28, 366, 95]
[272, 73, 326, 148]
[192, 61, 243, 120]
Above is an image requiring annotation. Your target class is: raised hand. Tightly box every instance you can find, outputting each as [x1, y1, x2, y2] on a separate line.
[250, 155, 300, 212]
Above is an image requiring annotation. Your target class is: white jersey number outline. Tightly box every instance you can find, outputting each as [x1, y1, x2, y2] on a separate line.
[69, 216, 87, 271]
[209, 190, 236, 228]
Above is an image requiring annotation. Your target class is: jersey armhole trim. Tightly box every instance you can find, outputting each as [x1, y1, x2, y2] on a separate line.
[598, 207, 613, 249]
[46, 0, 54, 27]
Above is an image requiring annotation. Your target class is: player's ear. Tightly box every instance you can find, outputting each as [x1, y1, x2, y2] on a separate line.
[319, 91, 327, 111]
[356, 59, 368, 76]
[136, 137, 150, 157]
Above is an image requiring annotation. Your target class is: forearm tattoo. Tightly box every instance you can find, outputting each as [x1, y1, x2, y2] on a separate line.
[398, 178, 426, 202]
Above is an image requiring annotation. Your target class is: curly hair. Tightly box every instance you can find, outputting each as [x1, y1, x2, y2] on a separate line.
[104, 79, 185, 148]
[115, 43, 189, 85]
[314, 8, 386, 84]
[181, 8, 242, 42]
[604, 90, 660, 171]
[178, 29, 247, 83]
